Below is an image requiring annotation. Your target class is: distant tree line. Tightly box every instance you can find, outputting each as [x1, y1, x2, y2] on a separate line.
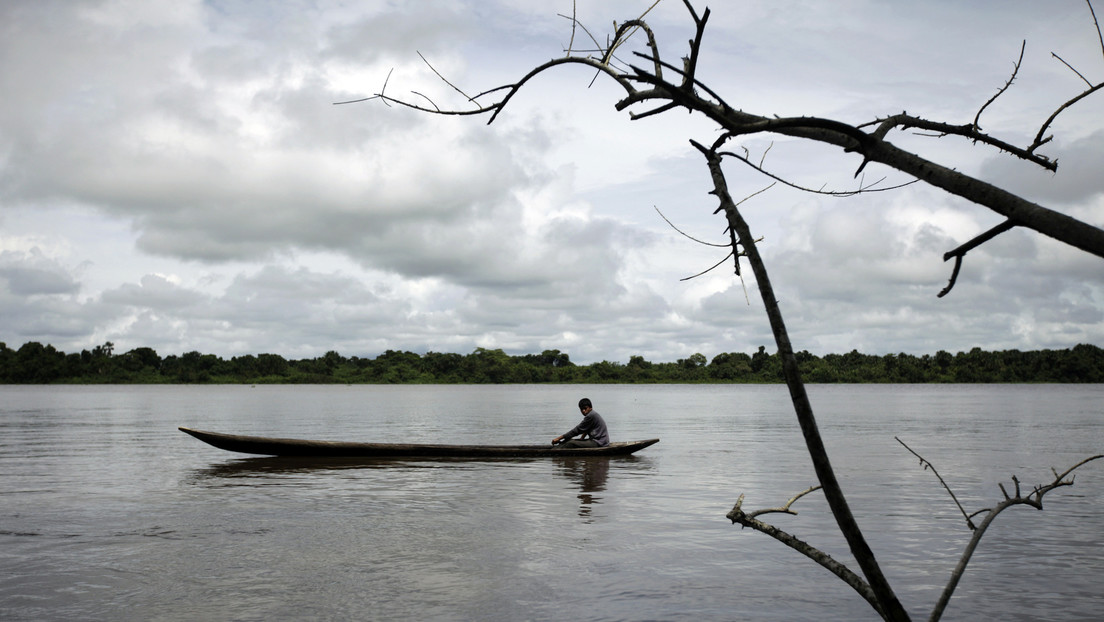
[2, 341, 1102, 384]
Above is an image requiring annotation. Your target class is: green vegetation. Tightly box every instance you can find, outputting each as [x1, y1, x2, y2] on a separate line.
[1, 341, 1102, 384]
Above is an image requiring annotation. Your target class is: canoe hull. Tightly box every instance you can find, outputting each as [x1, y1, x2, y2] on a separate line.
[179, 427, 659, 458]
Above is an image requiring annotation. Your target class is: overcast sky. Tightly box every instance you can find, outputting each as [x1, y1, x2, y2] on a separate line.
[2, 0, 1102, 364]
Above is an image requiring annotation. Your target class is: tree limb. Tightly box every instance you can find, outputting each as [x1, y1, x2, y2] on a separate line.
[726, 488, 884, 617]
[937, 219, 1017, 298]
[927, 455, 1103, 622]
[697, 138, 911, 621]
[346, 2, 1104, 263]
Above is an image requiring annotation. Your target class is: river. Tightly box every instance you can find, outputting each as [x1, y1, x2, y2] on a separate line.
[1, 384, 1101, 621]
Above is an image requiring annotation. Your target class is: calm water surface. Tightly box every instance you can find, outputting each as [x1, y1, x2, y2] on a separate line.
[1, 384, 1101, 621]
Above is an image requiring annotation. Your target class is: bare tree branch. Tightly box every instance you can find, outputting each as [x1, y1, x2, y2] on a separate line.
[654, 206, 730, 248]
[1031, 81, 1104, 152]
[678, 251, 734, 281]
[895, 438, 975, 528]
[743, 485, 823, 519]
[417, 51, 476, 105]
[1091, 0, 1104, 58]
[346, 1, 1104, 262]
[927, 455, 1103, 622]
[974, 41, 1026, 130]
[1052, 51, 1094, 88]
[720, 147, 917, 197]
[937, 219, 1017, 298]
[678, 1, 709, 89]
[863, 112, 1056, 171]
[355, 6, 1104, 620]
[727, 488, 884, 617]
[695, 136, 911, 621]
[562, 1, 578, 57]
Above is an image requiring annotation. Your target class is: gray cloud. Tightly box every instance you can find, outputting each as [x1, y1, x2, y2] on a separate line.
[1, 1, 1101, 363]
[0, 250, 81, 296]
[979, 131, 1104, 205]
[0, 250, 99, 343]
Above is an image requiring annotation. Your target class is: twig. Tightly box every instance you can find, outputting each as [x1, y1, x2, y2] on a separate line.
[1052, 51, 1094, 88]
[418, 51, 476, 104]
[1031, 81, 1104, 153]
[654, 206, 729, 247]
[974, 41, 1026, 129]
[866, 113, 1057, 171]
[409, 90, 440, 111]
[565, 1, 577, 57]
[604, 0, 666, 66]
[721, 149, 915, 196]
[679, 1, 710, 88]
[679, 251, 734, 281]
[895, 437, 975, 529]
[745, 485, 823, 519]
[333, 68, 393, 106]
[1091, 0, 1104, 60]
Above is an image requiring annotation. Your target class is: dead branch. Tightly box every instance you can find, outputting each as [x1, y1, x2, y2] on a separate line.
[1091, 0, 1104, 59]
[1031, 81, 1104, 153]
[654, 206, 730, 248]
[895, 437, 975, 529]
[656, 179, 768, 282]
[1052, 51, 1094, 88]
[864, 113, 1056, 171]
[561, 2, 579, 57]
[721, 147, 917, 197]
[743, 485, 823, 519]
[974, 41, 1026, 130]
[356, 6, 1104, 621]
[727, 488, 884, 616]
[679, 1, 708, 89]
[937, 219, 1017, 298]
[927, 454, 1103, 622]
[417, 52, 476, 105]
[679, 251, 734, 281]
[696, 137, 910, 621]
[345, 2, 1104, 262]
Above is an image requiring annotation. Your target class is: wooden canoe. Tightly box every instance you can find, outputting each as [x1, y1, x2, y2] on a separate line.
[179, 427, 659, 458]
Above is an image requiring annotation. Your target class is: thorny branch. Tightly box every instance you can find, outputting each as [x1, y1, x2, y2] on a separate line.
[339, 0, 1104, 285]
[974, 41, 1025, 130]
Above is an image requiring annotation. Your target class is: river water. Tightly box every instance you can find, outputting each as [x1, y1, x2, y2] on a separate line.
[1, 384, 1101, 621]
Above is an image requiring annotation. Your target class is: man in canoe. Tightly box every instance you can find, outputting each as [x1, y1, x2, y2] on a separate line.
[552, 398, 610, 448]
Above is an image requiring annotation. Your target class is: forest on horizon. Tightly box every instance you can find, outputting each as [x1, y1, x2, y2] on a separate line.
[2, 340, 1102, 385]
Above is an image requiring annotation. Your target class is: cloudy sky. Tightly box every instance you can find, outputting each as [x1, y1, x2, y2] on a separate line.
[2, 0, 1102, 364]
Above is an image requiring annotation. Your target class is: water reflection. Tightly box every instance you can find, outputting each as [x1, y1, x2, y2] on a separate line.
[189, 455, 650, 522]
[195, 456, 423, 477]
[553, 457, 610, 519]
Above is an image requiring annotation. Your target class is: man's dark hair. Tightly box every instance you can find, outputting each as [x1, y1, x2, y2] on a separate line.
[578, 398, 592, 409]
